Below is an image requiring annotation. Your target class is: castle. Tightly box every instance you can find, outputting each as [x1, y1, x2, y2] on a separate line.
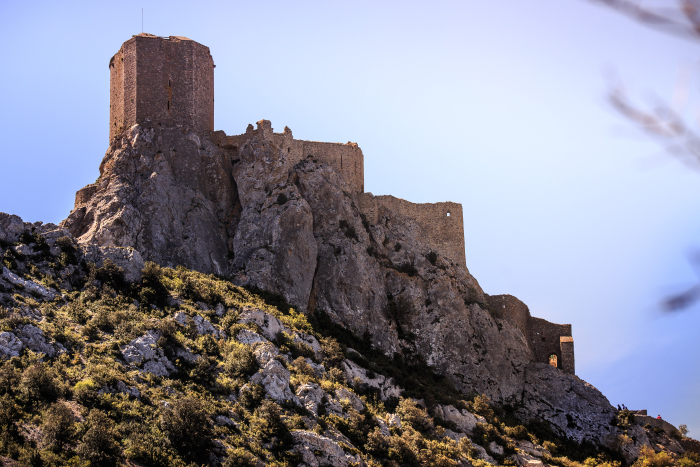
[97, 33, 575, 374]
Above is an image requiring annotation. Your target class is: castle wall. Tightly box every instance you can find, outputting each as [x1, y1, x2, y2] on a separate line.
[528, 317, 574, 374]
[357, 193, 466, 266]
[109, 34, 214, 140]
[219, 120, 365, 194]
[486, 294, 531, 342]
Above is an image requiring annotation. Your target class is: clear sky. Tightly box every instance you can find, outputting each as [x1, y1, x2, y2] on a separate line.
[1, 0, 699, 435]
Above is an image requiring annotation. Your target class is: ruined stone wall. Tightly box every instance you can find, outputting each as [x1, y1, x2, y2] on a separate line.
[357, 193, 466, 266]
[560, 336, 575, 374]
[109, 33, 214, 141]
[528, 317, 574, 374]
[486, 294, 532, 343]
[219, 120, 364, 193]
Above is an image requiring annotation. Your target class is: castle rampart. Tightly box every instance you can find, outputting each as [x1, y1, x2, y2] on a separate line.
[109, 33, 214, 140]
[357, 193, 466, 267]
[218, 120, 365, 194]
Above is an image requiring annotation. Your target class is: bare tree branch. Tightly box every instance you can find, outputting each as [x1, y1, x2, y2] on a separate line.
[590, 0, 700, 40]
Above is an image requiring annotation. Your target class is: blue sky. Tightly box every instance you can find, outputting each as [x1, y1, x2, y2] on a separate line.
[1, 0, 699, 435]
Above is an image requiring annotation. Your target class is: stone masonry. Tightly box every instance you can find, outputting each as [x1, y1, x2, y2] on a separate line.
[486, 294, 575, 374]
[109, 33, 214, 140]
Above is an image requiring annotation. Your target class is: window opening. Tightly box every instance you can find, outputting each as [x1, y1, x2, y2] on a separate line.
[446, 212, 451, 217]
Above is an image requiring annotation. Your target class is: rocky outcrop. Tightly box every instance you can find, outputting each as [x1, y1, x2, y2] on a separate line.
[120, 331, 175, 377]
[61, 124, 239, 278]
[15, 324, 63, 358]
[0, 332, 22, 358]
[291, 430, 358, 467]
[516, 363, 651, 462]
[56, 121, 611, 442]
[249, 359, 299, 405]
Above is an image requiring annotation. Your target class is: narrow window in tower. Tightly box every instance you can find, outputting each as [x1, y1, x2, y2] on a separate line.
[167, 101, 170, 110]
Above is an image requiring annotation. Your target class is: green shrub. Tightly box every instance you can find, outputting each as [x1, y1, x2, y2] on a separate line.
[224, 343, 258, 379]
[89, 259, 127, 292]
[123, 422, 175, 467]
[42, 401, 76, 451]
[139, 261, 170, 308]
[223, 447, 260, 466]
[19, 363, 63, 405]
[73, 379, 98, 406]
[249, 400, 292, 449]
[239, 383, 265, 410]
[160, 397, 212, 463]
[76, 410, 120, 466]
[469, 394, 494, 420]
[396, 398, 434, 434]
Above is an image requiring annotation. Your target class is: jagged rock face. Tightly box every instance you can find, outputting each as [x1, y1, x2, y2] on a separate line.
[292, 158, 530, 401]
[227, 138, 317, 310]
[517, 363, 650, 463]
[59, 126, 616, 439]
[61, 125, 239, 276]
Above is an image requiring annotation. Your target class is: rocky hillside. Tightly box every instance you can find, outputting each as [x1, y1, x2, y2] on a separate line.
[1, 215, 698, 466]
[57, 122, 631, 444]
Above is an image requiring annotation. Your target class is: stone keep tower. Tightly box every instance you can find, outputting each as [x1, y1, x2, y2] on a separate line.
[109, 33, 214, 140]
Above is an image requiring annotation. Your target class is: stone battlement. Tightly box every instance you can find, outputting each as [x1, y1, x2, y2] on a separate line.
[218, 120, 364, 194]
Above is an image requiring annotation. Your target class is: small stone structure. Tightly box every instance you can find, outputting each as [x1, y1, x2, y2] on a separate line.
[486, 294, 575, 374]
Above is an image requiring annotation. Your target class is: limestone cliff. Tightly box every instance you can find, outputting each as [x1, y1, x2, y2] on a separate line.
[61, 121, 619, 447]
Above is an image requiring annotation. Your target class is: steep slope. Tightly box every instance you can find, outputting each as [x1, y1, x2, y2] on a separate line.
[58, 122, 654, 450]
[0, 225, 694, 466]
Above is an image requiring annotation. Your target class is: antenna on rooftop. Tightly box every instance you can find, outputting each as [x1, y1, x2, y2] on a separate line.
[141, 8, 143, 33]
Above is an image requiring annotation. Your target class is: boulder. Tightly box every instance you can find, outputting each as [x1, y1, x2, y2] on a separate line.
[252, 342, 280, 365]
[81, 244, 145, 282]
[2, 268, 55, 301]
[335, 388, 364, 412]
[0, 213, 24, 244]
[236, 329, 267, 346]
[238, 307, 286, 341]
[291, 430, 354, 467]
[250, 359, 299, 405]
[296, 383, 325, 416]
[435, 404, 481, 435]
[342, 359, 401, 401]
[0, 332, 22, 358]
[120, 331, 175, 377]
[15, 324, 60, 357]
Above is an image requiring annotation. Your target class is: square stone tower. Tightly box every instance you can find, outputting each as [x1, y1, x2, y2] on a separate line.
[108, 33, 214, 140]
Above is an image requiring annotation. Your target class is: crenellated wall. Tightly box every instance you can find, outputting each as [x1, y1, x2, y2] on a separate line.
[218, 120, 364, 194]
